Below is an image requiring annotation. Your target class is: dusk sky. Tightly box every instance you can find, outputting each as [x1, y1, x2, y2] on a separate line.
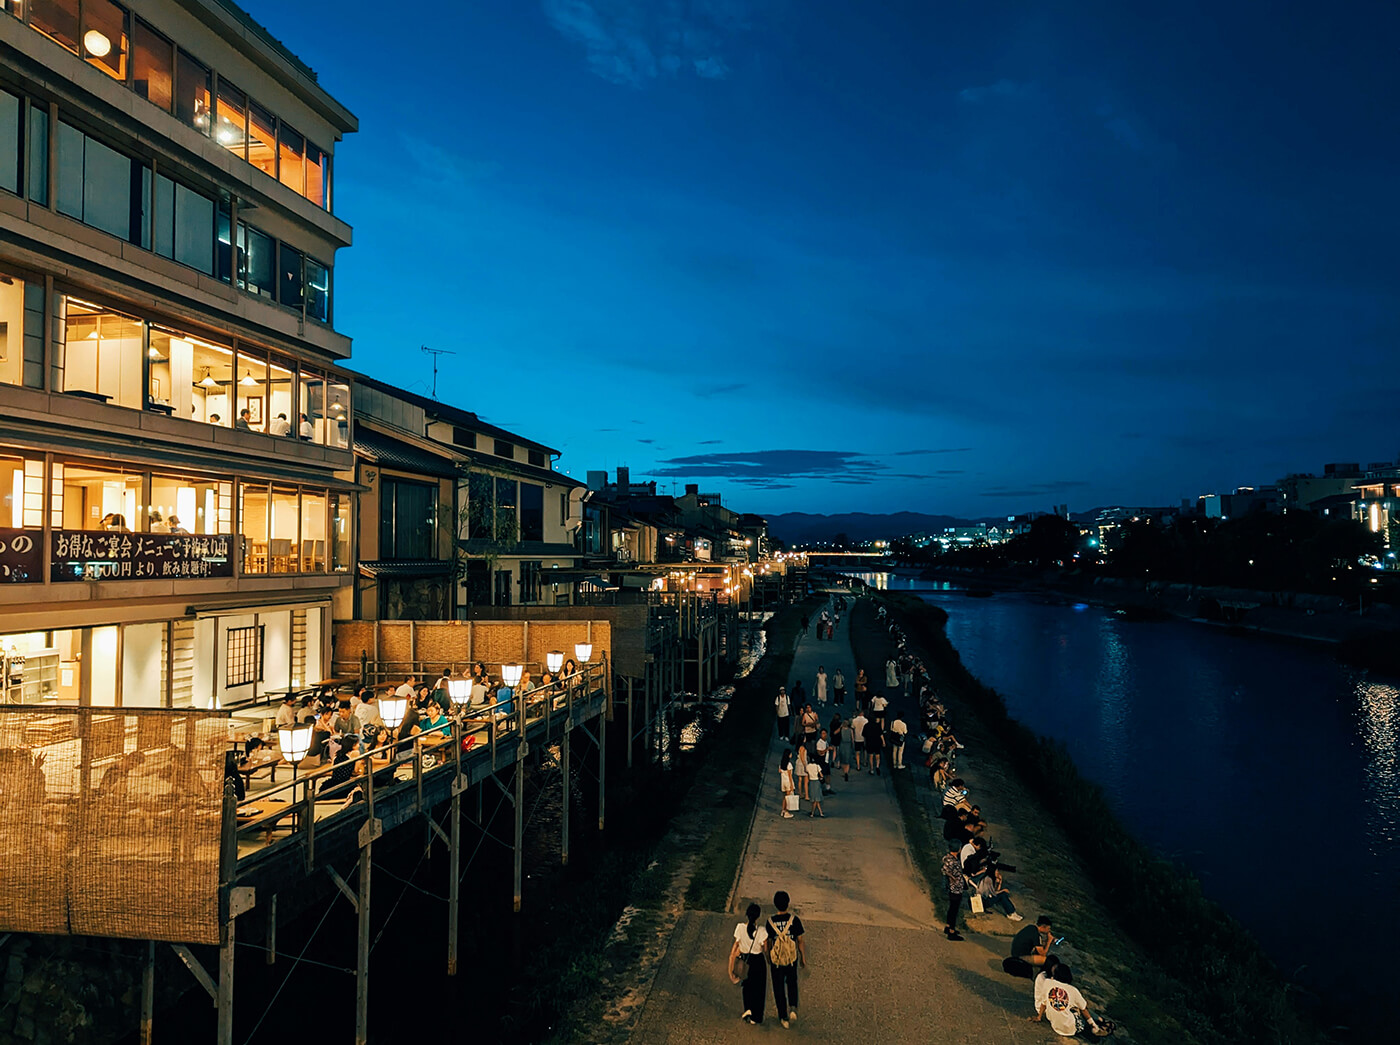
[255, 0, 1399, 518]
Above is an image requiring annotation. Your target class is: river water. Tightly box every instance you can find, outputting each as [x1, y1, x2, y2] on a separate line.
[848, 571, 1398, 1034]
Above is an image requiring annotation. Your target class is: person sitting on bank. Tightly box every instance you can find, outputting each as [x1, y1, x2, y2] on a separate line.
[269, 412, 292, 436]
[962, 837, 1021, 920]
[1032, 962, 1108, 1037]
[1011, 915, 1055, 969]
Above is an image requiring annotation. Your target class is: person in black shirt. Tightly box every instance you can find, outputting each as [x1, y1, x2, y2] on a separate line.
[764, 890, 807, 1028]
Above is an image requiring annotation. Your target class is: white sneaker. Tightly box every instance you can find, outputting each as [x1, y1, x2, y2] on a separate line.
[1007, 912, 1023, 921]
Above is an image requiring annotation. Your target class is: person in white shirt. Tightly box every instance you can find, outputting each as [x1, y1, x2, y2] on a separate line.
[870, 692, 888, 727]
[728, 903, 768, 1024]
[850, 711, 868, 771]
[1032, 962, 1102, 1037]
[889, 712, 908, 768]
[269, 412, 292, 436]
[275, 695, 298, 729]
[395, 676, 417, 700]
[805, 758, 824, 818]
[814, 667, 828, 706]
[355, 693, 383, 731]
[774, 687, 791, 741]
[299, 413, 315, 439]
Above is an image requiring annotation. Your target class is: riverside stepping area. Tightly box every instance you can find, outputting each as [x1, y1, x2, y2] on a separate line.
[629, 592, 1067, 1044]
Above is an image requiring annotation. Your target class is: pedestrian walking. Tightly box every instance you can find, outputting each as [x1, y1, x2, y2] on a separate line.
[832, 668, 846, 706]
[885, 656, 900, 690]
[806, 757, 825, 817]
[864, 712, 885, 775]
[800, 703, 820, 751]
[833, 714, 853, 782]
[815, 728, 834, 794]
[795, 739, 811, 801]
[791, 680, 806, 709]
[764, 891, 806, 1028]
[815, 666, 828, 706]
[851, 709, 868, 771]
[775, 687, 791, 742]
[799, 614, 810, 637]
[779, 750, 796, 819]
[889, 712, 908, 769]
[728, 902, 768, 1024]
[854, 669, 868, 710]
[870, 691, 888, 728]
[941, 839, 966, 941]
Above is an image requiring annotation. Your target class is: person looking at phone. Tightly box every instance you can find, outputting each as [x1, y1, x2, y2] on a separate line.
[1010, 915, 1055, 968]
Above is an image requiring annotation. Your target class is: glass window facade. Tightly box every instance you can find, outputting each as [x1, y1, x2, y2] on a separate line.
[0, 271, 46, 390]
[520, 482, 543, 543]
[81, 0, 128, 82]
[58, 297, 144, 410]
[0, 89, 19, 195]
[0, 453, 45, 529]
[215, 80, 247, 161]
[132, 19, 173, 112]
[379, 479, 436, 560]
[174, 49, 210, 136]
[279, 244, 304, 311]
[31, 0, 80, 54]
[55, 122, 150, 246]
[28, 103, 48, 206]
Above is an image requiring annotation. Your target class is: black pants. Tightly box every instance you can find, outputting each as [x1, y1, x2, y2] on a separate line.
[742, 958, 766, 1021]
[770, 962, 798, 1017]
[945, 889, 963, 929]
[778, 714, 790, 739]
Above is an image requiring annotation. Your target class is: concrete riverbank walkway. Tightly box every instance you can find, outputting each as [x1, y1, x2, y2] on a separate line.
[628, 593, 1047, 1044]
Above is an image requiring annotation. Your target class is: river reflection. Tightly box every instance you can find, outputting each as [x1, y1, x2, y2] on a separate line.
[847, 570, 1399, 1033]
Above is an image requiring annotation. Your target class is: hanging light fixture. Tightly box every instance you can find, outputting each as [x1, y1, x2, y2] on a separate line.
[239, 370, 258, 387]
[199, 368, 218, 388]
[83, 30, 111, 58]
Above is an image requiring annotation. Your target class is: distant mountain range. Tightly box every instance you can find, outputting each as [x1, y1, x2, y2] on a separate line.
[764, 512, 970, 545]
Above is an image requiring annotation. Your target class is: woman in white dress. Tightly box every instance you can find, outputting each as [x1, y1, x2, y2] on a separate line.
[778, 750, 795, 819]
[815, 667, 828, 706]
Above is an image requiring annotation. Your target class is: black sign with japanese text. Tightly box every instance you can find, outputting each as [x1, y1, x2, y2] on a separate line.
[51, 530, 234, 582]
[0, 527, 43, 583]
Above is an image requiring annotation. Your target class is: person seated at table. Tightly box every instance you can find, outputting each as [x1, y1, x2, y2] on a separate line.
[396, 702, 422, 754]
[431, 672, 453, 713]
[239, 736, 269, 771]
[420, 703, 451, 738]
[298, 695, 320, 725]
[275, 694, 298, 729]
[223, 751, 247, 803]
[332, 699, 355, 735]
[307, 710, 336, 763]
[354, 691, 382, 731]
[327, 734, 367, 807]
[494, 678, 515, 718]
[563, 658, 578, 680]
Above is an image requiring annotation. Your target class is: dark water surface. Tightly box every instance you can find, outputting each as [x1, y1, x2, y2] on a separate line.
[849, 571, 1399, 1033]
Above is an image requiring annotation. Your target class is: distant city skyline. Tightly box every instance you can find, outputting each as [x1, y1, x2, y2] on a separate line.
[255, 0, 1399, 516]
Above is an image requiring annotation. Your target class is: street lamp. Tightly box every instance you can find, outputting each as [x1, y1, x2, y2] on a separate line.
[501, 664, 524, 688]
[380, 694, 408, 730]
[277, 719, 314, 797]
[546, 650, 564, 674]
[574, 643, 592, 665]
[447, 677, 473, 710]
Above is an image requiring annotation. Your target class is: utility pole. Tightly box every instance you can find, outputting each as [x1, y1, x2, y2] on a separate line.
[421, 345, 456, 400]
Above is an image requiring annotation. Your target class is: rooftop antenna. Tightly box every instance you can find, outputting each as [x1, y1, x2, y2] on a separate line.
[420, 345, 455, 399]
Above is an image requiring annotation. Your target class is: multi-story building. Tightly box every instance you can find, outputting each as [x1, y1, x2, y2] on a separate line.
[0, 0, 357, 707]
[350, 374, 586, 615]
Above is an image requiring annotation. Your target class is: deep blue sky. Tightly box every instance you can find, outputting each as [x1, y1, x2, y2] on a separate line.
[254, 0, 1399, 517]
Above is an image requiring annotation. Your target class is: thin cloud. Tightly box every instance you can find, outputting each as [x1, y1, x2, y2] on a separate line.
[649, 448, 972, 485]
[981, 480, 1089, 498]
[695, 382, 748, 399]
[543, 0, 748, 87]
[958, 79, 1031, 103]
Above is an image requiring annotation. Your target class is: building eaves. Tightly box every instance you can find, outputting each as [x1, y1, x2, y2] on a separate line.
[346, 371, 560, 455]
[354, 426, 457, 479]
[358, 560, 456, 578]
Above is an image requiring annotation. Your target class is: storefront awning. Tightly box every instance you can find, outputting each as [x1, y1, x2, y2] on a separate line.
[357, 560, 456, 578]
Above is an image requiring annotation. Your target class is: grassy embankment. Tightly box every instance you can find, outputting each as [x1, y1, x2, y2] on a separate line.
[526, 599, 814, 1044]
[879, 590, 1327, 1045]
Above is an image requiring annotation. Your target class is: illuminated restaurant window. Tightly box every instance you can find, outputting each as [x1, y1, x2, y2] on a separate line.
[58, 297, 145, 410]
[215, 80, 248, 161]
[306, 143, 327, 209]
[81, 0, 128, 82]
[57, 463, 141, 531]
[330, 492, 350, 571]
[174, 49, 210, 136]
[278, 124, 304, 194]
[297, 366, 324, 444]
[0, 454, 45, 529]
[0, 271, 45, 389]
[239, 483, 268, 574]
[233, 346, 267, 432]
[148, 473, 230, 535]
[248, 101, 276, 177]
[300, 490, 326, 571]
[327, 377, 350, 448]
[132, 19, 173, 112]
[269, 487, 300, 572]
[31, 0, 80, 54]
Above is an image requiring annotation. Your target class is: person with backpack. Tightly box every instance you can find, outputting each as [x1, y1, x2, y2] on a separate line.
[728, 902, 768, 1025]
[764, 890, 806, 1028]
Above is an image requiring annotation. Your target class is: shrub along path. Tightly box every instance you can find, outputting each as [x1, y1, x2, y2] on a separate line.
[627, 594, 1059, 1044]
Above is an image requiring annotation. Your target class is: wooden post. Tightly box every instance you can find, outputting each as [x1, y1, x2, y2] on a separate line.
[561, 721, 571, 866]
[513, 761, 524, 912]
[448, 788, 461, 974]
[597, 707, 606, 832]
[625, 677, 634, 769]
[266, 894, 277, 964]
[356, 842, 371, 1045]
[139, 940, 155, 1045]
[216, 781, 238, 1045]
[217, 920, 235, 1045]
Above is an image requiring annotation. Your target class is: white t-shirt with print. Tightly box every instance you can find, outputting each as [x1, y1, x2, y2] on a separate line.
[1035, 975, 1088, 1037]
[805, 761, 822, 782]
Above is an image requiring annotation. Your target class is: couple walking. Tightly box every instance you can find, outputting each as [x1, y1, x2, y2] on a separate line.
[727, 890, 807, 1028]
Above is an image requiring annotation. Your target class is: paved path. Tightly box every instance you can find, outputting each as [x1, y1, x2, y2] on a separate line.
[629, 593, 1056, 1044]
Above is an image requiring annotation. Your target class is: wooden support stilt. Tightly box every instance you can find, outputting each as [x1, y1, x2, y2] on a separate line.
[139, 940, 154, 1045]
[266, 894, 277, 965]
[598, 711, 607, 832]
[356, 763, 381, 1045]
[448, 787, 461, 975]
[561, 722, 571, 866]
[217, 919, 235, 1045]
[625, 678, 634, 769]
[513, 761, 525, 912]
